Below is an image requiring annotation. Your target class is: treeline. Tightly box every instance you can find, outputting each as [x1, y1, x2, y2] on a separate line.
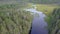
[29, 0, 60, 4]
[46, 8, 60, 34]
[0, 0, 60, 4]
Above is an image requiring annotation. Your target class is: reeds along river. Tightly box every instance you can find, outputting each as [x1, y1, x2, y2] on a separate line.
[24, 5, 48, 34]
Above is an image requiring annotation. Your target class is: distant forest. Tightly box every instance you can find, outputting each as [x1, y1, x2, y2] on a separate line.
[29, 0, 60, 4]
[0, 0, 60, 4]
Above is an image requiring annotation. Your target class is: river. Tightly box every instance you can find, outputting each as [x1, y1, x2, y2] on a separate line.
[24, 5, 48, 34]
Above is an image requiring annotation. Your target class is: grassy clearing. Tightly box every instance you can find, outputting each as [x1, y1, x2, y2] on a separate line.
[36, 4, 60, 15]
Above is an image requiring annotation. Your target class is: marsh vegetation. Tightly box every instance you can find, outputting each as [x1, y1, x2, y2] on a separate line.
[0, 0, 60, 34]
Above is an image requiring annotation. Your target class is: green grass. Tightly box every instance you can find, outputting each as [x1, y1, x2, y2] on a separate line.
[0, 3, 33, 34]
[45, 8, 60, 34]
[36, 4, 60, 15]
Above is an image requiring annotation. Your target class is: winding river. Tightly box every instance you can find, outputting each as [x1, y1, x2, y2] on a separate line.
[24, 5, 48, 34]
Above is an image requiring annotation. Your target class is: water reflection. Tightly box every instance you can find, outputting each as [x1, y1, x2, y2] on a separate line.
[24, 5, 48, 34]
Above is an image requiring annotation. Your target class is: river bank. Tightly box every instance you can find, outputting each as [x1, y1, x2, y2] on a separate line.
[24, 4, 48, 34]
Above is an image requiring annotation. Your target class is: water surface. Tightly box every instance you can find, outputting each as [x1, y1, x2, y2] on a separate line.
[24, 6, 48, 34]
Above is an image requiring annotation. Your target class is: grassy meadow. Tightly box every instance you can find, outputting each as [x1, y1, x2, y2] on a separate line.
[0, 2, 33, 34]
[36, 4, 60, 15]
